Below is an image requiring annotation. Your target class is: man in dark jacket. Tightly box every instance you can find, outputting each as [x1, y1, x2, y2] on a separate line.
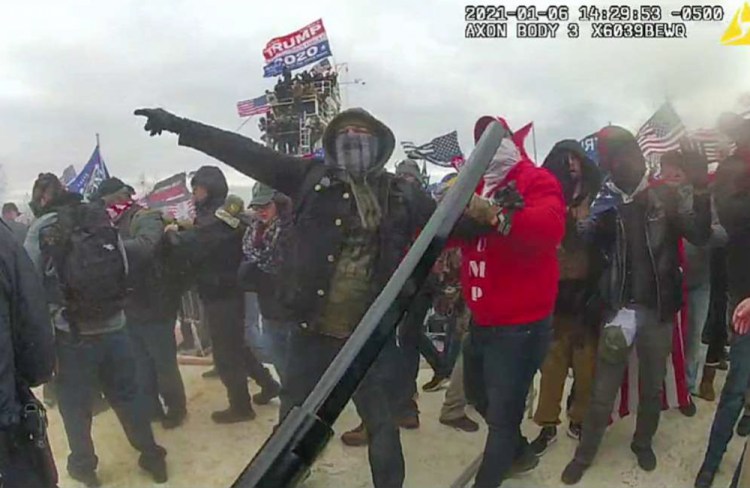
[92, 177, 187, 429]
[164, 166, 279, 424]
[25, 174, 168, 487]
[531, 139, 604, 454]
[0, 217, 56, 487]
[562, 127, 711, 485]
[135, 106, 436, 488]
[695, 114, 750, 488]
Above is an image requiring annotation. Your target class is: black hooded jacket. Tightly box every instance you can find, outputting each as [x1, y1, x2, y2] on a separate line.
[176, 109, 437, 332]
[167, 166, 244, 301]
[588, 127, 711, 321]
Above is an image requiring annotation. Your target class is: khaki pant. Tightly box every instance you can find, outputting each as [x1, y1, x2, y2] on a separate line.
[533, 314, 597, 426]
[440, 347, 466, 421]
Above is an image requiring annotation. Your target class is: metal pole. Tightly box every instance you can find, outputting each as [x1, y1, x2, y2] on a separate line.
[531, 124, 538, 162]
[232, 121, 509, 488]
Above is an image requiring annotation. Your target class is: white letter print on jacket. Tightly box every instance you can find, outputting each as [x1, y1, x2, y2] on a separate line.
[470, 237, 487, 302]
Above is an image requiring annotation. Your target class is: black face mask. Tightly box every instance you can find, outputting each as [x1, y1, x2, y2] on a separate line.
[610, 159, 645, 195]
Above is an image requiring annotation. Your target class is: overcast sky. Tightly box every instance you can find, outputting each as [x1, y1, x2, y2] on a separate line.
[0, 0, 748, 203]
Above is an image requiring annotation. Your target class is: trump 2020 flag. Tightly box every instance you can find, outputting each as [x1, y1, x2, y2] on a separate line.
[68, 144, 110, 200]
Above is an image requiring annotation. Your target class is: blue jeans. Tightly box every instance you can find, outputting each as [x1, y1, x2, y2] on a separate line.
[55, 328, 165, 475]
[464, 317, 552, 488]
[702, 324, 750, 472]
[244, 293, 270, 362]
[280, 329, 405, 488]
[128, 320, 187, 416]
[260, 318, 291, 385]
[686, 282, 712, 393]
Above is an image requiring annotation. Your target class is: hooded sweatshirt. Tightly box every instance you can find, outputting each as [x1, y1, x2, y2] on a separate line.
[459, 116, 566, 326]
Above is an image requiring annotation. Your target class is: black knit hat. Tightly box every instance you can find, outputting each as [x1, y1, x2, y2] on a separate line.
[91, 177, 135, 200]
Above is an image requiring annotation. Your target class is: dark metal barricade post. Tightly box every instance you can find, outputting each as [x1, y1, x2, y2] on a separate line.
[232, 121, 509, 488]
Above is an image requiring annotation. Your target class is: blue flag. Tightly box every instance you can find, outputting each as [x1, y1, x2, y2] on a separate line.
[580, 132, 599, 165]
[67, 145, 110, 200]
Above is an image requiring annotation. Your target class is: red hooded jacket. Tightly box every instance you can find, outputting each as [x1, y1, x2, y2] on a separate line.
[459, 117, 566, 326]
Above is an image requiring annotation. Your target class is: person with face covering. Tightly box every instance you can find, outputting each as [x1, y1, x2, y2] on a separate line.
[456, 116, 567, 487]
[561, 126, 711, 485]
[134, 107, 436, 488]
[529, 140, 604, 455]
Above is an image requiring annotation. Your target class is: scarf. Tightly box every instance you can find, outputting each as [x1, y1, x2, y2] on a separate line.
[481, 138, 522, 198]
[243, 216, 282, 274]
[345, 174, 383, 231]
[107, 200, 134, 223]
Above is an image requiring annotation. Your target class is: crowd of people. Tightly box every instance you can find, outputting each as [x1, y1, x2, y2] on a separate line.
[1, 103, 750, 488]
[258, 66, 338, 154]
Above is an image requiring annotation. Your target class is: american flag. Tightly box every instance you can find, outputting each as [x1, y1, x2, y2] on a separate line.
[687, 128, 736, 164]
[237, 95, 270, 118]
[636, 102, 686, 170]
[401, 130, 464, 168]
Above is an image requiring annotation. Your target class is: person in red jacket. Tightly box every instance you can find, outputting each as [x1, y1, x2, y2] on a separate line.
[460, 116, 566, 487]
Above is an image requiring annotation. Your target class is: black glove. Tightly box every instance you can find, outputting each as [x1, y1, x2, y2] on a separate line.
[679, 138, 709, 189]
[134, 108, 186, 137]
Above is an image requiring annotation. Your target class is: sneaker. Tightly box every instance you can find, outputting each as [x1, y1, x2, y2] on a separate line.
[738, 415, 750, 437]
[680, 400, 697, 417]
[561, 460, 587, 485]
[439, 416, 480, 432]
[509, 447, 540, 476]
[341, 423, 368, 447]
[530, 426, 557, 456]
[253, 381, 281, 406]
[139, 455, 168, 484]
[422, 376, 449, 392]
[694, 465, 716, 488]
[69, 469, 101, 488]
[567, 423, 582, 441]
[161, 409, 187, 430]
[630, 443, 657, 472]
[202, 368, 219, 379]
[211, 407, 256, 424]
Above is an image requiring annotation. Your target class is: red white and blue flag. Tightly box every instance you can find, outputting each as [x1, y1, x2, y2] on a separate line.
[636, 102, 687, 171]
[237, 95, 270, 118]
[262, 19, 333, 77]
[67, 145, 110, 200]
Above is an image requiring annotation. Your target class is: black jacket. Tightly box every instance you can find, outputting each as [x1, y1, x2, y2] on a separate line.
[167, 166, 245, 302]
[714, 154, 750, 301]
[177, 109, 437, 332]
[0, 220, 54, 427]
[590, 183, 711, 322]
[116, 204, 178, 324]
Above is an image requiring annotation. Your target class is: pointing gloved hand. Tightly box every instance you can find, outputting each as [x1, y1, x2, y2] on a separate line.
[134, 108, 186, 137]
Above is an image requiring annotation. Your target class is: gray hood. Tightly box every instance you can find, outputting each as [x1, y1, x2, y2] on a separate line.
[322, 108, 395, 175]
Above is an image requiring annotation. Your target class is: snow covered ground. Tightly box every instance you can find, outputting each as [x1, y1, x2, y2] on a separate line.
[42, 364, 744, 488]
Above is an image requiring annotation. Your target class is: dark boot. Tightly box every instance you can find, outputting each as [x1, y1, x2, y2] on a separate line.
[697, 366, 717, 402]
[211, 406, 256, 424]
[530, 426, 557, 456]
[695, 464, 716, 488]
[69, 469, 101, 488]
[737, 415, 750, 437]
[439, 416, 479, 432]
[680, 398, 697, 417]
[139, 454, 168, 484]
[253, 380, 281, 406]
[631, 443, 657, 471]
[561, 460, 587, 485]
[341, 423, 368, 447]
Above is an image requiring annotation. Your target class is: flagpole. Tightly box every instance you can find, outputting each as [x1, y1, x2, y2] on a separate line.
[531, 124, 538, 162]
[96, 133, 100, 148]
[236, 117, 253, 132]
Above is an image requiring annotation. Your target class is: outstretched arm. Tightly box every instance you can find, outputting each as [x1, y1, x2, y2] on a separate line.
[135, 108, 312, 198]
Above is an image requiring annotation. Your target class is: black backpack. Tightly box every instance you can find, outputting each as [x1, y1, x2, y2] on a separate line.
[51, 202, 127, 328]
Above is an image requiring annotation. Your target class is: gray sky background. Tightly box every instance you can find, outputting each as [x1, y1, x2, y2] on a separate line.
[0, 0, 749, 204]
